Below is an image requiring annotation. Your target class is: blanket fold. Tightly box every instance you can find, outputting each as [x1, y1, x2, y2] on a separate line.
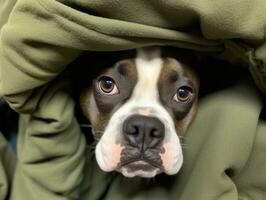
[0, 0, 266, 199]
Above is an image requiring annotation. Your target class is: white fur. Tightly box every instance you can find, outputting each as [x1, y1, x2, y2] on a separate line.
[95, 47, 183, 177]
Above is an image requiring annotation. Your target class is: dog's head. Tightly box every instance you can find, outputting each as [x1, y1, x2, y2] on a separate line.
[80, 47, 199, 178]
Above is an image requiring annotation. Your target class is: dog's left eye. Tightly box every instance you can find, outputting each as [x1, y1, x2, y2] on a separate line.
[98, 77, 119, 95]
[173, 86, 193, 103]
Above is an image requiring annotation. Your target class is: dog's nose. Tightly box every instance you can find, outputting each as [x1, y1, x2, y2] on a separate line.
[123, 115, 165, 151]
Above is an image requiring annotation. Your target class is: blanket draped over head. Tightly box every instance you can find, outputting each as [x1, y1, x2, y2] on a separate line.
[0, 0, 266, 199]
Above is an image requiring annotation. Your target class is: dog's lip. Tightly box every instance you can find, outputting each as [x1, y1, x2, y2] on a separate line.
[119, 157, 163, 171]
[124, 160, 158, 171]
[119, 160, 163, 175]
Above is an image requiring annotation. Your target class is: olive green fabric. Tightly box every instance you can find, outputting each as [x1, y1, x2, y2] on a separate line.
[0, 133, 16, 200]
[9, 76, 86, 200]
[0, 0, 16, 29]
[0, 0, 266, 200]
[0, 1, 17, 199]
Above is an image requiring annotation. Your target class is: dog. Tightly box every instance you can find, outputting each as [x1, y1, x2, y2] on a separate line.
[80, 46, 200, 178]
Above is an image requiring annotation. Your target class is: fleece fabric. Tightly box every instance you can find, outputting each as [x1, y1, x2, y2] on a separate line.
[0, 0, 266, 199]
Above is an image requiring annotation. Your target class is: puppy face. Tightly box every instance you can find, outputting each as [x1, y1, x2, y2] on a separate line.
[80, 47, 199, 178]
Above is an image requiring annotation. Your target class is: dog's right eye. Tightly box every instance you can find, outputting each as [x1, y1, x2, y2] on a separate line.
[173, 86, 193, 103]
[97, 77, 119, 95]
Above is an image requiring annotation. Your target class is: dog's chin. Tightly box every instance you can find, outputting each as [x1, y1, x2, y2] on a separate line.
[118, 160, 162, 178]
[120, 168, 160, 178]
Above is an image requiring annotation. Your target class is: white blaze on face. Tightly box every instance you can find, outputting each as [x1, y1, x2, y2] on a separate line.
[95, 47, 183, 177]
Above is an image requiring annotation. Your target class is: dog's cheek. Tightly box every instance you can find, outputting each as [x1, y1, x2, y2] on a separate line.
[80, 87, 93, 120]
[87, 109, 115, 140]
[96, 136, 125, 171]
[160, 142, 175, 172]
[112, 144, 125, 168]
[174, 102, 198, 136]
[160, 142, 183, 175]
[80, 88, 109, 139]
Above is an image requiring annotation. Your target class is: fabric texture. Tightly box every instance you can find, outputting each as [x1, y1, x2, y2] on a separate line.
[0, 0, 16, 29]
[0, 1, 17, 199]
[0, 133, 16, 200]
[0, 0, 266, 200]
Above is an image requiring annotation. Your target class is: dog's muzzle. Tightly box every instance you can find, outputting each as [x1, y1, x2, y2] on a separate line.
[119, 115, 166, 177]
[123, 115, 165, 150]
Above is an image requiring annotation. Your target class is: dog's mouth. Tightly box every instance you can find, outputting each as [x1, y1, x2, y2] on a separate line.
[120, 157, 163, 169]
[119, 161, 163, 178]
[117, 154, 164, 177]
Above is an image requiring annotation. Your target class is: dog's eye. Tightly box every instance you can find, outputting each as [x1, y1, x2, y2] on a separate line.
[173, 86, 193, 103]
[98, 77, 119, 95]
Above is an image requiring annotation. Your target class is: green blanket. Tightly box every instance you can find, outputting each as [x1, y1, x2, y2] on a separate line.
[0, 0, 266, 199]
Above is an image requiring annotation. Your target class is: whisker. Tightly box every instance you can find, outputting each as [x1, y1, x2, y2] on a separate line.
[180, 143, 188, 149]
[178, 136, 185, 144]
[89, 141, 97, 154]
[79, 124, 93, 128]
[90, 144, 97, 149]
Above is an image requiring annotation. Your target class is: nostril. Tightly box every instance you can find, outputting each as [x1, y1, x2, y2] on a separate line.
[123, 115, 165, 148]
[150, 128, 162, 138]
[128, 125, 139, 136]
